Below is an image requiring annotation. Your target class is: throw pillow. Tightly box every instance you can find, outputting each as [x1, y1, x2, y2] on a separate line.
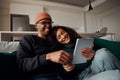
[0, 51, 24, 79]
[0, 51, 22, 79]
[0, 51, 17, 72]
[93, 37, 120, 60]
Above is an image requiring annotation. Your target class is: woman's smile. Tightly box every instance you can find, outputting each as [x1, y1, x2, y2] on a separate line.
[56, 28, 71, 44]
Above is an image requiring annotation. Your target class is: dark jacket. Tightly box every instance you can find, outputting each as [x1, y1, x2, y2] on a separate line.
[16, 35, 62, 78]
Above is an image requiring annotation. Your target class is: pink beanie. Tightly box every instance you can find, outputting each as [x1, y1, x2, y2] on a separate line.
[34, 12, 52, 24]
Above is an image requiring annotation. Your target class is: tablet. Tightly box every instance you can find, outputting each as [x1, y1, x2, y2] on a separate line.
[72, 38, 94, 64]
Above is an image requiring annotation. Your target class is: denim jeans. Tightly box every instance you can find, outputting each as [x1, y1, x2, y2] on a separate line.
[88, 70, 120, 80]
[78, 48, 120, 80]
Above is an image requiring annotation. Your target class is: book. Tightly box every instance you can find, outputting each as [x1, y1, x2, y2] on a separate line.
[72, 38, 94, 64]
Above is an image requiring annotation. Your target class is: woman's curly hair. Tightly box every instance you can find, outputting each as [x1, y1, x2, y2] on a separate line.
[50, 25, 81, 45]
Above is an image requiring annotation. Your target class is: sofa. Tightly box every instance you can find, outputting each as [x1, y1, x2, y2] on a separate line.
[0, 37, 120, 80]
[0, 41, 26, 80]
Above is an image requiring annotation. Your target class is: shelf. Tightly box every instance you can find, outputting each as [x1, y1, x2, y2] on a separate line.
[0, 31, 37, 41]
[0, 31, 115, 41]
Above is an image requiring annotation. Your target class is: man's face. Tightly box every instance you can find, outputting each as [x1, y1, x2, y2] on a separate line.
[35, 19, 52, 36]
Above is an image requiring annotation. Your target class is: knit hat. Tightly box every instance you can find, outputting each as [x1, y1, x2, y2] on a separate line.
[34, 12, 52, 24]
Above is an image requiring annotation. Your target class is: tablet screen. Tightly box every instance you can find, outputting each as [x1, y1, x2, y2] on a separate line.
[72, 38, 94, 64]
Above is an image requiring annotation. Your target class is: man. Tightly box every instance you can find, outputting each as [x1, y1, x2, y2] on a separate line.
[16, 12, 72, 80]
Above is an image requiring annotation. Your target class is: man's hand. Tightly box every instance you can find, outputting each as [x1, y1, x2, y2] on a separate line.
[80, 48, 95, 60]
[46, 50, 72, 64]
[63, 64, 75, 72]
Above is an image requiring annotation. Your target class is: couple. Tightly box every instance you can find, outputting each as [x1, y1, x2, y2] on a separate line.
[16, 12, 120, 80]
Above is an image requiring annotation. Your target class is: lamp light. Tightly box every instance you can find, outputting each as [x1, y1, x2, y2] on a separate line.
[88, 0, 93, 12]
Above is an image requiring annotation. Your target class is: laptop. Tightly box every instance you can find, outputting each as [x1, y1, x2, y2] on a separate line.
[72, 38, 94, 64]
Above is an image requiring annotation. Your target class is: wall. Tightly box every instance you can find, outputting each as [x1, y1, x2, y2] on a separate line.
[0, 0, 120, 34]
[85, 6, 120, 33]
[10, 3, 44, 24]
[0, 0, 86, 32]
[0, 0, 10, 31]
[101, 7, 120, 33]
[9, 1, 85, 33]
[46, 9, 85, 32]
[85, 13, 97, 33]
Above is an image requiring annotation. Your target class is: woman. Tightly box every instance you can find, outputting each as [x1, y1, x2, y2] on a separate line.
[50, 25, 120, 80]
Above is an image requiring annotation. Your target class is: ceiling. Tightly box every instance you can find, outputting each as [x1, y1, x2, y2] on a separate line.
[43, 0, 96, 7]
[93, 0, 120, 13]
[38, 0, 120, 13]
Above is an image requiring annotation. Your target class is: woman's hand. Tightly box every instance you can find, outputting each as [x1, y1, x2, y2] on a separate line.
[80, 48, 95, 60]
[63, 63, 75, 72]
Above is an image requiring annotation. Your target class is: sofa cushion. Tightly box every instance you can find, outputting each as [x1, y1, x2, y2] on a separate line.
[94, 37, 120, 60]
[100, 34, 113, 41]
[0, 41, 22, 79]
[0, 51, 28, 80]
[0, 41, 19, 72]
[0, 41, 19, 52]
[0, 51, 20, 79]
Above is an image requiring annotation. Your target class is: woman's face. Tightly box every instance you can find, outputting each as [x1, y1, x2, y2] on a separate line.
[56, 28, 71, 44]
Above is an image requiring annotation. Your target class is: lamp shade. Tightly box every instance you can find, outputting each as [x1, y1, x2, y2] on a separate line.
[88, 0, 93, 12]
